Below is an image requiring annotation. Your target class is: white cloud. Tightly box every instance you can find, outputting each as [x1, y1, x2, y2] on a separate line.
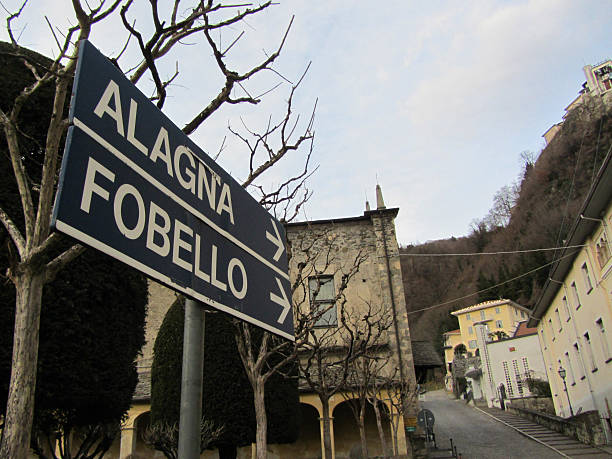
[2, 0, 611, 244]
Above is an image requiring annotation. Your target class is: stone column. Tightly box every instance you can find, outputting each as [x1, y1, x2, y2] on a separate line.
[387, 403, 408, 456]
[119, 425, 136, 459]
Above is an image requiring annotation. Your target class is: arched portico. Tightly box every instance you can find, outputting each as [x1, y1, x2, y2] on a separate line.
[119, 403, 151, 458]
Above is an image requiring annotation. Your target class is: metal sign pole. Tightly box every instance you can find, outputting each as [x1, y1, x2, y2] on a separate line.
[178, 299, 205, 458]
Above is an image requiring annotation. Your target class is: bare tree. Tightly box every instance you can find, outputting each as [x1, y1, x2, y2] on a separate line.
[233, 224, 366, 459]
[142, 419, 224, 459]
[290, 226, 369, 459]
[384, 377, 419, 457]
[30, 422, 120, 459]
[0, 2, 315, 457]
[484, 184, 519, 229]
[340, 302, 394, 459]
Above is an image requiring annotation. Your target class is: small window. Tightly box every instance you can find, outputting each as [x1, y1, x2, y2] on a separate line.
[495, 307, 501, 314]
[466, 313, 471, 320]
[562, 296, 570, 321]
[522, 357, 530, 376]
[502, 362, 514, 397]
[548, 318, 555, 338]
[564, 352, 575, 385]
[596, 234, 610, 268]
[480, 310, 486, 320]
[468, 339, 477, 349]
[555, 309, 562, 332]
[573, 343, 584, 380]
[308, 276, 337, 327]
[571, 282, 581, 309]
[495, 320, 503, 328]
[581, 263, 593, 293]
[595, 318, 611, 362]
[583, 332, 597, 372]
[512, 360, 523, 395]
[520, 311, 526, 319]
[468, 326, 473, 335]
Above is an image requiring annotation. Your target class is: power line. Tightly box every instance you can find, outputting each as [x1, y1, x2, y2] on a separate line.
[406, 249, 581, 315]
[399, 244, 587, 257]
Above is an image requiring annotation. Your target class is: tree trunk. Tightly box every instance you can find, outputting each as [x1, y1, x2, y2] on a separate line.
[358, 404, 368, 459]
[391, 415, 399, 456]
[253, 377, 267, 459]
[321, 397, 333, 459]
[0, 268, 45, 459]
[371, 399, 388, 458]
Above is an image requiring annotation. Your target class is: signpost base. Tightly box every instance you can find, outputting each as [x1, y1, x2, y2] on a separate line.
[178, 299, 205, 459]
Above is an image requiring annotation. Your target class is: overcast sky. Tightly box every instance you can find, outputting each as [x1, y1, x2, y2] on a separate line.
[3, 0, 611, 245]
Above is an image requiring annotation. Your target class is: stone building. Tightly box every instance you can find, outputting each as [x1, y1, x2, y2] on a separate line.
[114, 185, 419, 458]
[543, 58, 612, 145]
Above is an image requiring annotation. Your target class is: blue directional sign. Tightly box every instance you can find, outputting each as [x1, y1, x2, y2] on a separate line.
[52, 40, 293, 340]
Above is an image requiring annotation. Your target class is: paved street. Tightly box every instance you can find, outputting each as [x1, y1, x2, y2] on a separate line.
[420, 390, 562, 458]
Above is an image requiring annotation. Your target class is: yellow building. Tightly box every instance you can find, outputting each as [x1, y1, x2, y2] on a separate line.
[442, 329, 462, 390]
[442, 330, 461, 369]
[528, 153, 612, 442]
[451, 299, 531, 355]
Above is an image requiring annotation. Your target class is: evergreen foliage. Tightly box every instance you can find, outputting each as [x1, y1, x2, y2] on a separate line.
[150, 299, 299, 453]
[0, 239, 148, 455]
[0, 41, 148, 456]
[150, 298, 184, 427]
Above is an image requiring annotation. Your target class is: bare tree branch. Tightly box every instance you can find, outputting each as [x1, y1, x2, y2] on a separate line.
[44, 243, 86, 283]
[182, 11, 291, 134]
[5, 0, 27, 45]
[0, 205, 25, 258]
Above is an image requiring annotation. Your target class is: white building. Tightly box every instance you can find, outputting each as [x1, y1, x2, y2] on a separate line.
[476, 322, 548, 409]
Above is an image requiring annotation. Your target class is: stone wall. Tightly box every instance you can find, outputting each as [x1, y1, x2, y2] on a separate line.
[508, 396, 554, 415]
[134, 280, 177, 399]
[508, 406, 607, 446]
[285, 209, 417, 388]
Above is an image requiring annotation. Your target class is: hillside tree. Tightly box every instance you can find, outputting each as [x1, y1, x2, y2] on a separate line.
[0, 1, 315, 457]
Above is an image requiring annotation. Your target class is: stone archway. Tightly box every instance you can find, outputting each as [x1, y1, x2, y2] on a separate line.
[294, 403, 324, 458]
[132, 411, 163, 458]
[331, 398, 392, 458]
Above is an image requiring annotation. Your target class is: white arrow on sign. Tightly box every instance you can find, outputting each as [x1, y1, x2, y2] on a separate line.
[265, 219, 285, 262]
[270, 277, 291, 324]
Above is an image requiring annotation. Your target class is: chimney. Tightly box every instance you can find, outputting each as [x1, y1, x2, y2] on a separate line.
[365, 200, 371, 212]
[376, 184, 385, 209]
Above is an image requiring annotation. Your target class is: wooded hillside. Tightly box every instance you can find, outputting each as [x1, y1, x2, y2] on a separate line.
[402, 97, 612, 351]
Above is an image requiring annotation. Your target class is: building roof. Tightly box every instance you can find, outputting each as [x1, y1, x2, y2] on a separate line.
[411, 340, 444, 367]
[451, 299, 529, 316]
[285, 207, 399, 228]
[442, 328, 461, 335]
[513, 321, 538, 338]
[528, 152, 612, 327]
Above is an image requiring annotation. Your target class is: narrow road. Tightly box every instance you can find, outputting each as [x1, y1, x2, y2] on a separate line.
[420, 389, 562, 458]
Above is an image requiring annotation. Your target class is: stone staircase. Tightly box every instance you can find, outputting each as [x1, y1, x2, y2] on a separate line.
[476, 406, 612, 458]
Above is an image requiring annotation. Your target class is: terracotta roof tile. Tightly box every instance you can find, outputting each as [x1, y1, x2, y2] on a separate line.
[513, 321, 538, 337]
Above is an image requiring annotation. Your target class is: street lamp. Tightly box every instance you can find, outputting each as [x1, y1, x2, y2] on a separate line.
[557, 366, 574, 417]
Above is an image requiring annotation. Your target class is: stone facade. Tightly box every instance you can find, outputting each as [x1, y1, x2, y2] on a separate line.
[117, 187, 419, 458]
